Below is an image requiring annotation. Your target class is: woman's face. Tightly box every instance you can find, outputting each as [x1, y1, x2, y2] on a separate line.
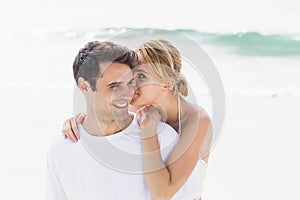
[130, 63, 164, 107]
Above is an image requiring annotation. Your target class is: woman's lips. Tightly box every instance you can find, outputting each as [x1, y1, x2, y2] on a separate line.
[133, 91, 139, 98]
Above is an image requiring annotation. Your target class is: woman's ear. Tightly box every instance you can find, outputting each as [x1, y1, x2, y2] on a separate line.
[78, 77, 92, 94]
[162, 85, 170, 93]
[162, 79, 175, 93]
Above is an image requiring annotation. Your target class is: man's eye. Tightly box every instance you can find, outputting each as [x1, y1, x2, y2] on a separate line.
[110, 84, 121, 89]
[128, 79, 135, 85]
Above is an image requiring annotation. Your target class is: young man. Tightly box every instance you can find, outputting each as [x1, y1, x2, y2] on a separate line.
[46, 41, 179, 200]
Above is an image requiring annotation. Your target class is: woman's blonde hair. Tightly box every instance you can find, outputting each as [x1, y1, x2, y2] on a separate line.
[138, 39, 188, 96]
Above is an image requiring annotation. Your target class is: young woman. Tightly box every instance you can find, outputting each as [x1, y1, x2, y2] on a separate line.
[62, 39, 212, 199]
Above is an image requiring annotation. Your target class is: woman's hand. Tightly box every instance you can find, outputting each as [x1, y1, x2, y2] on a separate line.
[62, 113, 86, 142]
[136, 106, 161, 138]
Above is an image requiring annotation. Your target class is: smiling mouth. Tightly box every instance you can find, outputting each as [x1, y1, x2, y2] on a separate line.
[112, 102, 128, 109]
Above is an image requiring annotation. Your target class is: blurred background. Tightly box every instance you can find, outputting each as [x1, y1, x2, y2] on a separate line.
[0, 0, 299, 199]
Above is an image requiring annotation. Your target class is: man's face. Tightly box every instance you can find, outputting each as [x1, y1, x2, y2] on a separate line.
[91, 62, 135, 122]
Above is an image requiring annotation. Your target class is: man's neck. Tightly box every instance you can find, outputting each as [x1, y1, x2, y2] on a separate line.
[81, 114, 133, 137]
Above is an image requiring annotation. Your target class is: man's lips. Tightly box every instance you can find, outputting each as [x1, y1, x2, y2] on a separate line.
[112, 102, 128, 109]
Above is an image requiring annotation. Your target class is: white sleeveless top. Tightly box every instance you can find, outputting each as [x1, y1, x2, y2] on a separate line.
[170, 95, 208, 200]
[171, 155, 208, 199]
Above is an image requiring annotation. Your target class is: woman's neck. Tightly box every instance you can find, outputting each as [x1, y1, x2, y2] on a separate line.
[158, 94, 181, 130]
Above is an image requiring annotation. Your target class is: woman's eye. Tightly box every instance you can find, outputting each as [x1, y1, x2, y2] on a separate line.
[137, 73, 146, 79]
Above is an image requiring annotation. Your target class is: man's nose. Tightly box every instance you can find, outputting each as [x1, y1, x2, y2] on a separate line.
[121, 85, 135, 99]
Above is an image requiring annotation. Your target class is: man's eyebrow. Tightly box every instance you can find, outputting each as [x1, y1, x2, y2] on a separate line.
[107, 81, 122, 87]
[128, 77, 135, 83]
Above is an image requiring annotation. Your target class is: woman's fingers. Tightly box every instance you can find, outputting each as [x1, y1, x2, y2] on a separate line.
[137, 106, 150, 126]
[61, 113, 85, 142]
[64, 119, 78, 142]
[76, 113, 86, 123]
[70, 118, 80, 141]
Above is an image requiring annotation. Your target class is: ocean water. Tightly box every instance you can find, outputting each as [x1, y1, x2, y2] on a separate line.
[1, 27, 299, 99]
[1, 27, 300, 200]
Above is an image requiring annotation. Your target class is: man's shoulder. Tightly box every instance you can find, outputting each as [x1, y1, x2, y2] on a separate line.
[47, 134, 80, 163]
[130, 114, 178, 143]
[155, 122, 179, 162]
[157, 121, 177, 136]
[156, 122, 179, 146]
[49, 135, 77, 150]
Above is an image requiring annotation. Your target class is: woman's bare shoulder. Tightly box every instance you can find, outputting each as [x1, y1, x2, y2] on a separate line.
[184, 100, 210, 122]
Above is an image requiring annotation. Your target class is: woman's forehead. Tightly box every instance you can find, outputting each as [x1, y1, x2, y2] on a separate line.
[134, 63, 150, 72]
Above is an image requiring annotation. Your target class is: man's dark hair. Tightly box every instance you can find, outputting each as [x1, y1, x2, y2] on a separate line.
[73, 41, 138, 91]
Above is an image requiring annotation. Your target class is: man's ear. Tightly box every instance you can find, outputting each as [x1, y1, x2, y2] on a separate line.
[78, 77, 92, 93]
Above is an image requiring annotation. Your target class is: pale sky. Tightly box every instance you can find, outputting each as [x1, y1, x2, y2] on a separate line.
[1, 0, 300, 33]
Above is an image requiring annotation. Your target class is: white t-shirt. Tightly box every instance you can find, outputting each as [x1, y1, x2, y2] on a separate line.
[46, 115, 207, 200]
[46, 115, 178, 200]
